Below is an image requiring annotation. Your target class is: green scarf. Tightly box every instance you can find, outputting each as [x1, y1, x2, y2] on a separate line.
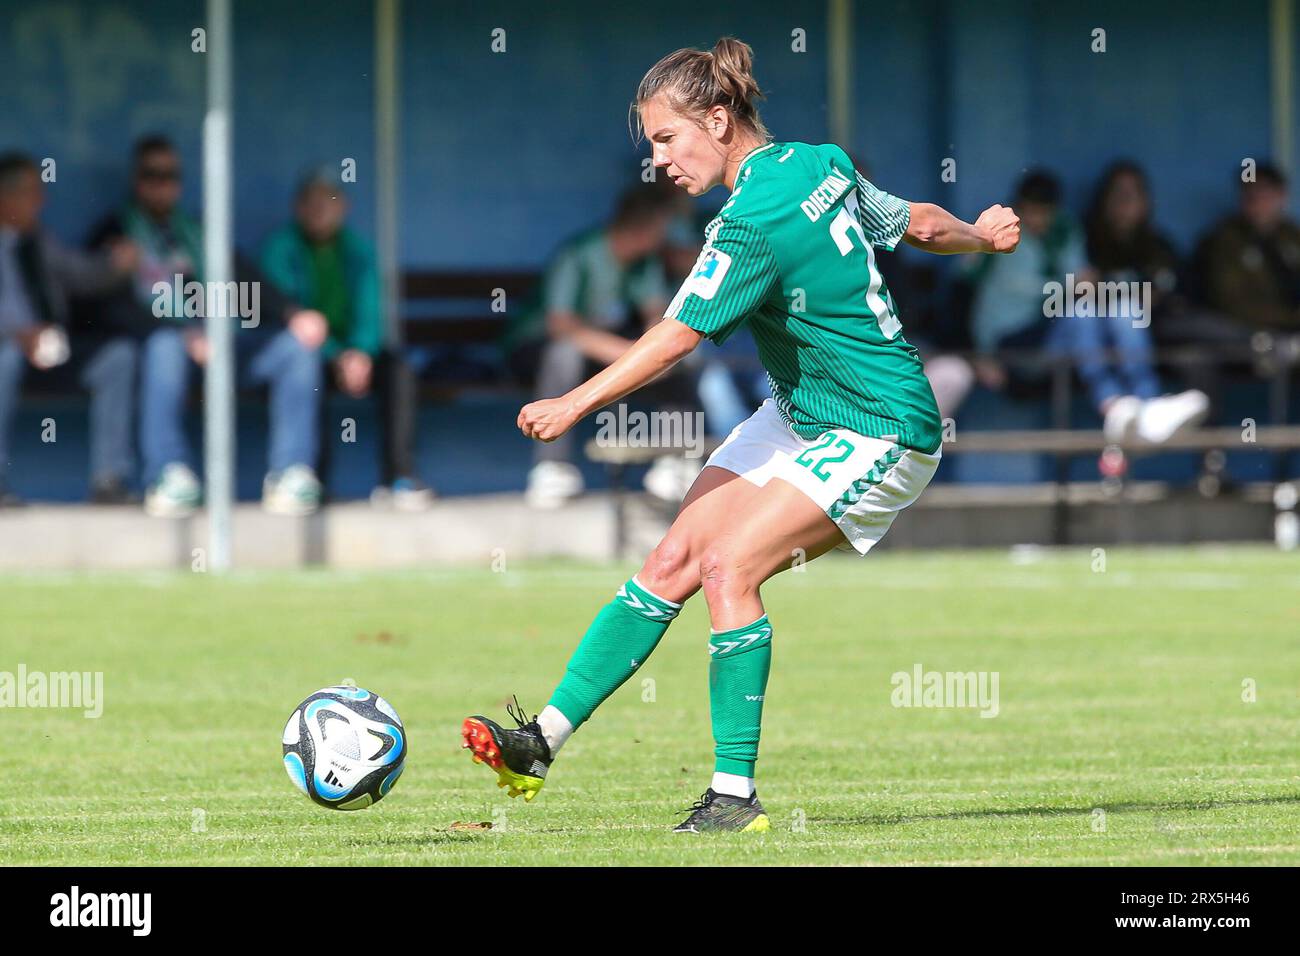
[120, 203, 204, 305]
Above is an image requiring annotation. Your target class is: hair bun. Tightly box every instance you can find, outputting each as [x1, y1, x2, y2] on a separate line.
[710, 37, 761, 107]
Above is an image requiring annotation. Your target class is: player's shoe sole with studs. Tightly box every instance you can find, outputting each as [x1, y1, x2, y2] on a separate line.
[460, 705, 551, 802]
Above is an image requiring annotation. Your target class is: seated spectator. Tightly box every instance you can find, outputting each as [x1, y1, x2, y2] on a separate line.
[502, 185, 700, 508]
[261, 168, 431, 510]
[1086, 160, 1182, 322]
[1198, 163, 1300, 332]
[0, 151, 138, 506]
[969, 169, 1206, 445]
[1089, 160, 1249, 424]
[88, 134, 328, 517]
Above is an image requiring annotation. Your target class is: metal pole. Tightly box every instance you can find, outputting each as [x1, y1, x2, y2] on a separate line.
[1271, 0, 1295, 176]
[376, 0, 402, 347]
[203, 0, 234, 572]
[827, 0, 853, 149]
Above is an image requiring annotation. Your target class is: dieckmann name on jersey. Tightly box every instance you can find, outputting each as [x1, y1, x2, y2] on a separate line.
[799, 168, 853, 222]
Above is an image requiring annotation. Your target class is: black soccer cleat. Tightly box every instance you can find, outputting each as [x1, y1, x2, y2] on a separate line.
[672, 788, 771, 833]
[460, 696, 552, 801]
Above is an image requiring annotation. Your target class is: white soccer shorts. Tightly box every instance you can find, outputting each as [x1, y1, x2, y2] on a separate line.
[704, 399, 940, 555]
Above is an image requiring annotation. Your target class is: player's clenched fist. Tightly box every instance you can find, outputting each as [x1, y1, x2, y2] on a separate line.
[975, 204, 1021, 253]
[518, 397, 580, 442]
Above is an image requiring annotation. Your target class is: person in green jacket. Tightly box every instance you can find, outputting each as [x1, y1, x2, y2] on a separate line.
[261, 170, 431, 508]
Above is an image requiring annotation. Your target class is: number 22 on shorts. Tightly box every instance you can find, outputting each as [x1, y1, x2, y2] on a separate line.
[794, 434, 855, 481]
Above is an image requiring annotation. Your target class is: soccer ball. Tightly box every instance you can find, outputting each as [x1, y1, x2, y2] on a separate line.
[282, 685, 407, 811]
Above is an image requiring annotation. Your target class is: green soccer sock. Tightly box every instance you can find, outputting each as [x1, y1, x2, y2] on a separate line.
[708, 614, 773, 777]
[547, 576, 682, 730]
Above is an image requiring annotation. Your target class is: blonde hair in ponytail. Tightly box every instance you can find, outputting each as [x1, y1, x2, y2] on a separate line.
[630, 37, 770, 143]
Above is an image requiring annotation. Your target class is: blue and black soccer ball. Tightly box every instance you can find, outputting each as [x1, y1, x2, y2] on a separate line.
[282, 685, 407, 810]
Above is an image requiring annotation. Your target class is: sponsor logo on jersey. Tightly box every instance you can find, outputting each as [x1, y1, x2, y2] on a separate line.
[684, 247, 732, 300]
[799, 168, 853, 222]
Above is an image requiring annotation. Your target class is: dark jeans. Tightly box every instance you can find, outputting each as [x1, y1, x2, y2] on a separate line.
[996, 313, 1163, 409]
[0, 333, 137, 490]
[317, 347, 419, 487]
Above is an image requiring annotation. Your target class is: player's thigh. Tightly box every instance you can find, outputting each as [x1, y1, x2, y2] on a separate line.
[700, 476, 844, 591]
[669, 397, 793, 551]
[637, 465, 763, 601]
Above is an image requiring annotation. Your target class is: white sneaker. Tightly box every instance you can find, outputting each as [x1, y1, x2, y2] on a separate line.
[643, 454, 703, 503]
[526, 461, 584, 509]
[144, 462, 202, 518]
[262, 464, 322, 516]
[1102, 395, 1142, 444]
[370, 477, 435, 512]
[1136, 390, 1210, 444]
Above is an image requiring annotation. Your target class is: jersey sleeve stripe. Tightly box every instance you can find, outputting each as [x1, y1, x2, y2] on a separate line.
[854, 171, 911, 250]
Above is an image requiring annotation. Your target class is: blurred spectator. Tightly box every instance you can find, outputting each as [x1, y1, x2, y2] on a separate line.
[1085, 161, 1181, 320]
[88, 135, 328, 517]
[261, 169, 431, 510]
[0, 151, 138, 505]
[969, 169, 1206, 444]
[920, 349, 976, 425]
[1088, 160, 1249, 424]
[1198, 164, 1300, 331]
[502, 185, 700, 508]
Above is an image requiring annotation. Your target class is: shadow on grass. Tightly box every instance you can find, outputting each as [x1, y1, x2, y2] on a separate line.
[820, 793, 1300, 827]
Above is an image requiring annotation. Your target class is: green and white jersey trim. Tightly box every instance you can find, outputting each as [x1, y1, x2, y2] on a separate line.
[734, 142, 779, 179]
[852, 171, 911, 252]
[827, 442, 906, 521]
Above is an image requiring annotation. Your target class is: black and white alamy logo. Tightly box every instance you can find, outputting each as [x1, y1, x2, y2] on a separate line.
[49, 886, 151, 936]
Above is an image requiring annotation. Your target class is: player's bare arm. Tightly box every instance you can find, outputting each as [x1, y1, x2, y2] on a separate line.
[903, 201, 1021, 254]
[518, 316, 703, 442]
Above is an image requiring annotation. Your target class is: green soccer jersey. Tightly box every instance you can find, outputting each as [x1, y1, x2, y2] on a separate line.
[666, 141, 942, 454]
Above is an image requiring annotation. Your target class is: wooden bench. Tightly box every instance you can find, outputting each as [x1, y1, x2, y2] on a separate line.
[400, 269, 538, 347]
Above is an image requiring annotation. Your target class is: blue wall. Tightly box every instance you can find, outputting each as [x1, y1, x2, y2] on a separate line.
[847, 0, 1288, 254]
[0, 0, 1293, 270]
[0, 0, 376, 253]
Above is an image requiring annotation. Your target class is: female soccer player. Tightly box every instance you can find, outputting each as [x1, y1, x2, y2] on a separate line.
[462, 37, 1020, 832]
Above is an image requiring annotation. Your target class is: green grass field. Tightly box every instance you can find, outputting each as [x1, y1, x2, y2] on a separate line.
[2, 546, 1297, 866]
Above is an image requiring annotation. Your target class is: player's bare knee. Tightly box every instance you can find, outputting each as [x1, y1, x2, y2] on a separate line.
[639, 537, 697, 602]
[698, 547, 756, 603]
